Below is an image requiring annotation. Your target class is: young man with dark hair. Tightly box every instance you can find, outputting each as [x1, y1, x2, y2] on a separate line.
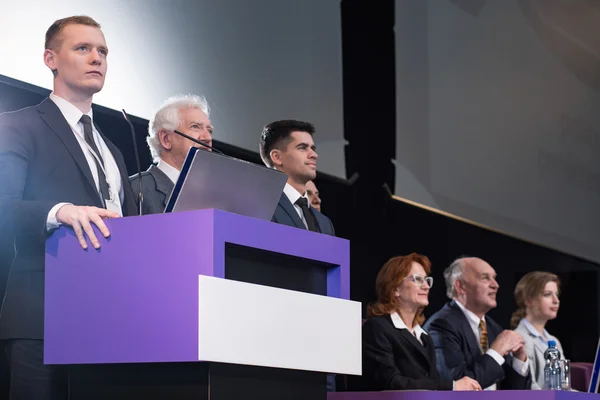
[259, 119, 334, 236]
[259, 119, 336, 391]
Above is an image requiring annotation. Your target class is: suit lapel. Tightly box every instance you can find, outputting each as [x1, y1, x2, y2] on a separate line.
[312, 209, 330, 235]
[148, 165, 175, 208]
[398, 329, 431, 367]
[448, 301, 482, 356]
[484, 317, 501, 343]
[38, 98, 99, 205]
[423, 334, 438, 369]
[277, 193, 306, 230]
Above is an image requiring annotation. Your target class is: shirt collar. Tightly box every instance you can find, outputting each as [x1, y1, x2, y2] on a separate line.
[454, 299, 486, 331]
[49, 92, 93, 128]
[390, 312, 427, 341]
[157, 159, 181, 184]
[283, 183, 309, 207]
[521, 318, 550, 340]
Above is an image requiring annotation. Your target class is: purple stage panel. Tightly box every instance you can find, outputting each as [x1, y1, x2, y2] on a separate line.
[328, 391, 595, 400]
[44, 209, 350, 365]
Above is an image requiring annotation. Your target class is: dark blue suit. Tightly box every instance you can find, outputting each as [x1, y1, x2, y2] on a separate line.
[423, 301, 531, 389]
[0, 98, 137, 399]
[271, 193, 335, 236]
[0, 98, 137, 340]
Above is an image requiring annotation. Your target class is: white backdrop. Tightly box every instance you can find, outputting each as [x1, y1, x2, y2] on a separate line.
[0, 0, 346, 177]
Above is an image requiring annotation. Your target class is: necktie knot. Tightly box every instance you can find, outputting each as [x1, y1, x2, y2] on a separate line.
[295, 197, 309, 208]
[80, 114, 92, 126]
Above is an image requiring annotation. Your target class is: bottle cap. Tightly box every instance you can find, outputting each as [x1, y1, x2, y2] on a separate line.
[548, 340, 556, 347]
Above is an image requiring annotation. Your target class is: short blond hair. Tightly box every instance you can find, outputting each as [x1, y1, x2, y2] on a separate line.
[45, 15, 101, 50]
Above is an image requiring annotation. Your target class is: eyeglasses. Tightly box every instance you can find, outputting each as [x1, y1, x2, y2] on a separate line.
[404, 274, 433, 288]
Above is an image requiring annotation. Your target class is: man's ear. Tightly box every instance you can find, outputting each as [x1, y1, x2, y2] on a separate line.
[44, 49, 58, 75]
[454, 279, 467, 296]
[158, 130, 172, 150]
[270, 148, 283, 167]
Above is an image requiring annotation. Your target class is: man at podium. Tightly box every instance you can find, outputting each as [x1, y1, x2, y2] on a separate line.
[0, 15, 137, 400]
[259, 119, 335, 236]
[129, 94, 213, 215]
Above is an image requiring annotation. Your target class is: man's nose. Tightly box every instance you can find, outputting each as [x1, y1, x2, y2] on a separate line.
[89, 49, 102, 64]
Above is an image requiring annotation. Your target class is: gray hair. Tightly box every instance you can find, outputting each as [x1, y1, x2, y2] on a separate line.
[147, 94, 210, 162]
[444, 258, 466, 299]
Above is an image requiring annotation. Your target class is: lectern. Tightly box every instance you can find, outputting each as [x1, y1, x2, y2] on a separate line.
[44, 209, 361, 399]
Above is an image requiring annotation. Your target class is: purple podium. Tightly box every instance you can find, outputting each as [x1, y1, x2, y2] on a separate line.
[44, 209, 360, 400]
[328, 391, 595, 400]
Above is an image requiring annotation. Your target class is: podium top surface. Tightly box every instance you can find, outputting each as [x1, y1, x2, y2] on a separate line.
[46, 209, 350, 298]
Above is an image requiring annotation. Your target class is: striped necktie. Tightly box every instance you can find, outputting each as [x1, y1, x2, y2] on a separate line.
[479, 320, 489, 353]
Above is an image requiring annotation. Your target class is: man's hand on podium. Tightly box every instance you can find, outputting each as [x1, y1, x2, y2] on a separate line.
[56, 204, 120, 249]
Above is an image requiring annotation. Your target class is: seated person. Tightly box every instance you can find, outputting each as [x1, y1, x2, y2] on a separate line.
[360, 253, 481, 391]
[423, 257, 531, 390]
[512, 271, 564, 389]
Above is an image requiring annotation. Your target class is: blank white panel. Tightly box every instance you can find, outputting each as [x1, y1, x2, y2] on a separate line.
[197, 275, 362, 375]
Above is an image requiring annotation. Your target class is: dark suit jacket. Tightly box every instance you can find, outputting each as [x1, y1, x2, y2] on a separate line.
[0, 98, 137, 340]
[129, 164, 174, 215]
[271, 193, 335, 236]
[423, 301, 531, 389]
[359, 315, 453, 391]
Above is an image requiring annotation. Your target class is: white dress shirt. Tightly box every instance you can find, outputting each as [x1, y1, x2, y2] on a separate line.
[283, 183, 311, 229]
[157, 159, 180, 184]
[454, 300, 529, 390]
[46, 93, 123, 229]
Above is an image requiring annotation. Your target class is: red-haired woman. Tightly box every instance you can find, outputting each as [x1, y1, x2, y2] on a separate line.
[361, 253, 481, 391]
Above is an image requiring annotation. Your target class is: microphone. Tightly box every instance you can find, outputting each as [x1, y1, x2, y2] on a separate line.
[121, 109, 143, 216]
[173, 129, 225, 155]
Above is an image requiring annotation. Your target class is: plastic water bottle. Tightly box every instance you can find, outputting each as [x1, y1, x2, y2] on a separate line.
[543, 340, 562, 390]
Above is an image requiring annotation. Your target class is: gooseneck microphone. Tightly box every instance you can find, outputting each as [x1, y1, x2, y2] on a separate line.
[121, 109, 143, 216]
[173, 129, 225, 155]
